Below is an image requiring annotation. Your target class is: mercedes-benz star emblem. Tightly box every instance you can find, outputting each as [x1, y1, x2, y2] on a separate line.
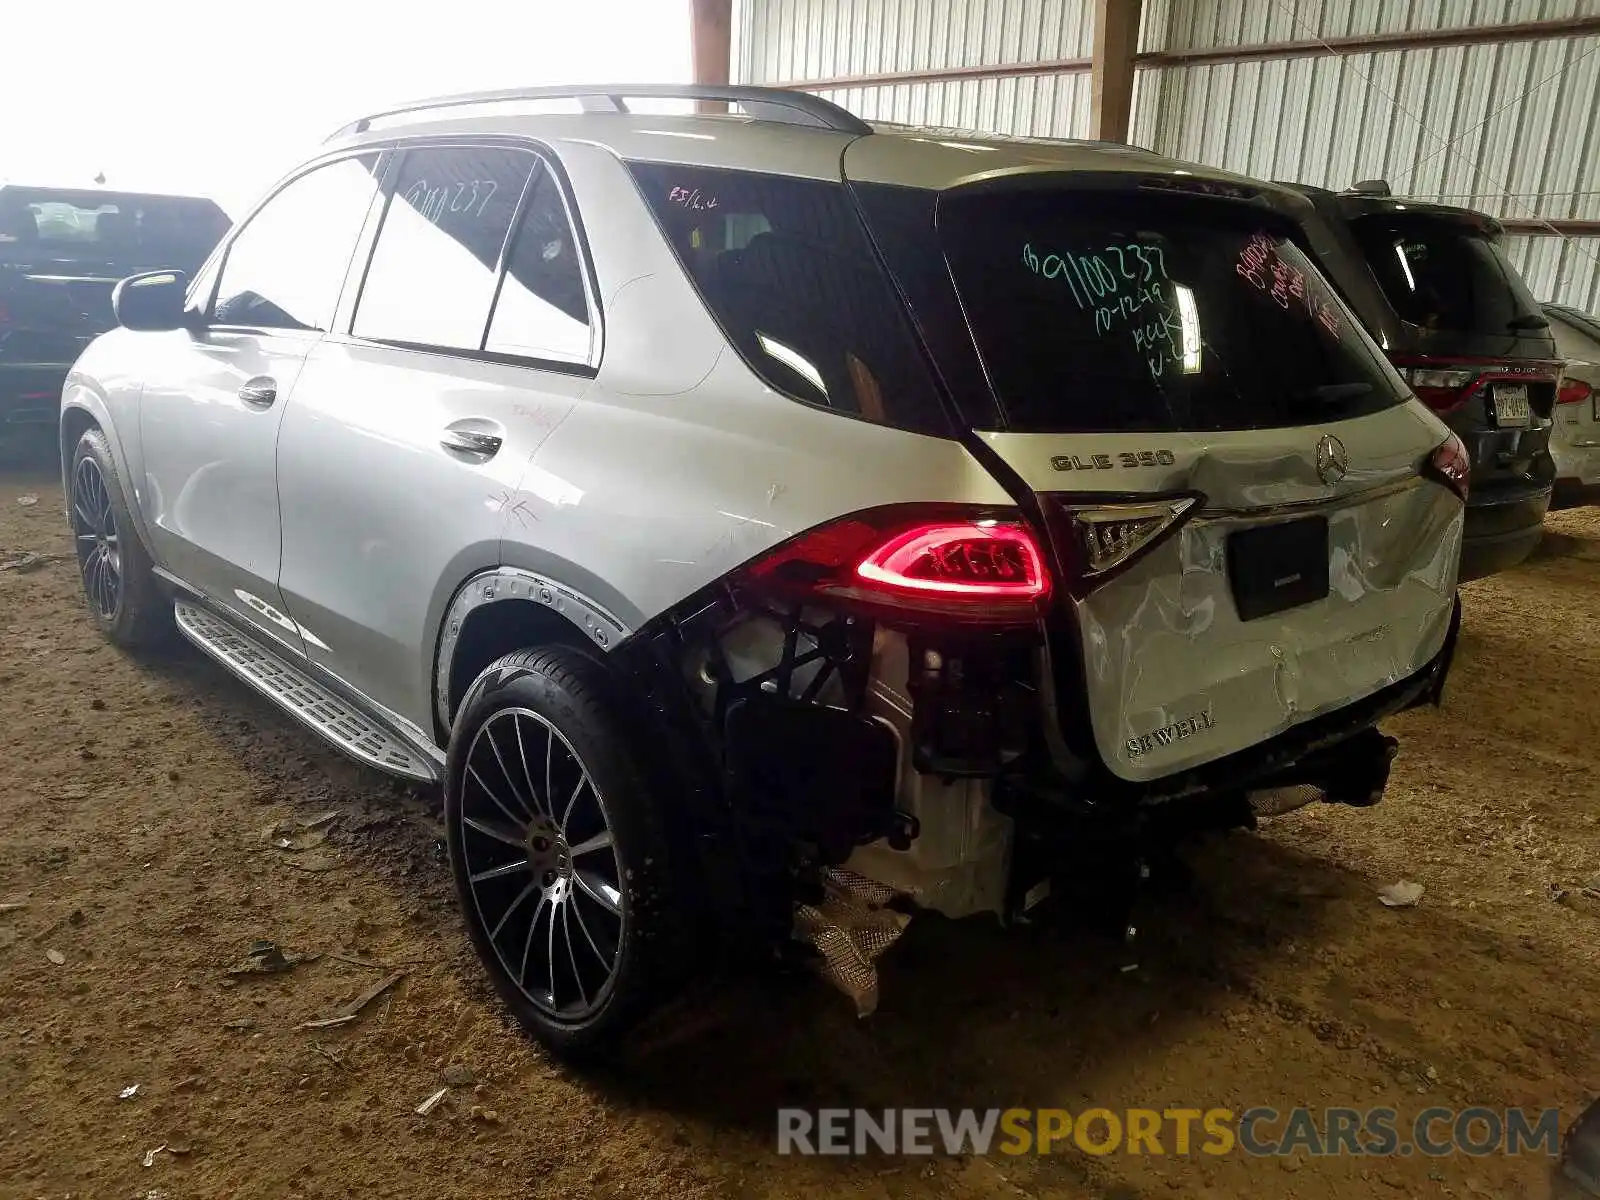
[1315, 433, 1349, 485]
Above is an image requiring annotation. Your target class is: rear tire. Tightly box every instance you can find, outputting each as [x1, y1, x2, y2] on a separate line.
[445, 646, 688, 1059]
[69, 428, 169, 649]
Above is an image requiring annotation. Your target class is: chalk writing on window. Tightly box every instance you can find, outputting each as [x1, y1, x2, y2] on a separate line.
[1023, 240, 1183, 381]
[668, 186, 718, 211]
[1236, 232, 1341, 338]
[401, 178, 499, 224]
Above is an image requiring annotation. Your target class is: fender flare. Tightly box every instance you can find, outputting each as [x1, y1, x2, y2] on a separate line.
[432, 565, 635, 729]
[59, 384, 159, 550]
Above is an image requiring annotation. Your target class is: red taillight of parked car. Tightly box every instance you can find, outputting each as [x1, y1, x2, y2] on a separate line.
[743, 506, 1051, 623]
[1424, 433, 1471, 503]
[1558, 377, 1594, 407]
[1393, 355, 1562, 416]
[1404, 366, 1478, 414]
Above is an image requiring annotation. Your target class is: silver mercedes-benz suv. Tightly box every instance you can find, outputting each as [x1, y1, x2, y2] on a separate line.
[61, 85, 1466, 1056]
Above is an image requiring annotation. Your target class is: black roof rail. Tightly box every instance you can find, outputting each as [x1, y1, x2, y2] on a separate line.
[326, 84, 872, 141]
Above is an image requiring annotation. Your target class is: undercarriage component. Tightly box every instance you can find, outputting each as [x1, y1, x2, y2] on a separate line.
[722, 692, 899, 865]
[793, 868, 911, 1017]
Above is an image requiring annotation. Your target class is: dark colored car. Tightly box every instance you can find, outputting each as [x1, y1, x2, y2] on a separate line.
[0, 185, 230, 454]
[1284, 182, 1560, 580]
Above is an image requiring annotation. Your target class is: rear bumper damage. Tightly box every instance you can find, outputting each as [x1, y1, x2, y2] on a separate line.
[617, 575, 1462, 1006]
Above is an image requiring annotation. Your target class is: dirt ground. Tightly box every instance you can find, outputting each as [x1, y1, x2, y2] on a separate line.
[3, 466, 1598, 1200]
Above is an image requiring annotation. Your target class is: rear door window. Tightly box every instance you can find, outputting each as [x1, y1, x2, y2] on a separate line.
[626, 162, 953, 437]
[937, 189, 1407, 433]
[353, 146, 534, 351]
[1353, 215, 1542, 335]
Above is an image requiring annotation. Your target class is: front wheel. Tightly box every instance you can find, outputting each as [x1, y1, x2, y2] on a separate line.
[444, 646, 688, 1059]
[69, 428, 169, 648]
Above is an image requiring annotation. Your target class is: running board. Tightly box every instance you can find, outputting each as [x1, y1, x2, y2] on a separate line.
[173, 600, 439, 783]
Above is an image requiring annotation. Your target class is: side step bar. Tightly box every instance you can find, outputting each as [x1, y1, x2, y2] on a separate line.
[173, 600, 440, 783]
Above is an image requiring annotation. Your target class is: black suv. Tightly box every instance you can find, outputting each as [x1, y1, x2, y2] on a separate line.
[1, 185, 230, 456]
[1284, 182, 1559, 580]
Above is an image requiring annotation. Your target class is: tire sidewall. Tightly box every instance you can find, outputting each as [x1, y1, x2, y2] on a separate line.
[71, 431, 134, 638]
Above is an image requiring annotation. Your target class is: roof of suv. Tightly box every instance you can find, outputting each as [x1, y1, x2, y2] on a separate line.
[320, 83, 1274, 194]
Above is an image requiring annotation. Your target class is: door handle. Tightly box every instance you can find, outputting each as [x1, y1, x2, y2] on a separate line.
[238, 378, 277, 408]
[439, 428, 503, 457]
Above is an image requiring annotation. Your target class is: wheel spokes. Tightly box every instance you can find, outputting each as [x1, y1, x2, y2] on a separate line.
[573, 868, 622, 917]
[461, 707, 623, 1020]
[467, 763, 529, 833]
[568, 829, 613, 858]
[559, 901, 587, 1008]
[469, 858, 531, 885]
[488, 877, 540, 941]
[484, 724, 535, 820]
[462, 814, 526, 849]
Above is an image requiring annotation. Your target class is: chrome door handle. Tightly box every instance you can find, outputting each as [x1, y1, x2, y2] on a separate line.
[439, 428, 503, 457]
[238, 378, 277, 408]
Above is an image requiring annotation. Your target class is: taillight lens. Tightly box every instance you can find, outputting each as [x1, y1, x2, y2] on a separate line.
[743, 507, 1050, 623]
[1405, 367, 1477, 414]
[1425, 433, 1471, 503]
[1558, 377, 1593, 406]
[856, 522, 1046, 599]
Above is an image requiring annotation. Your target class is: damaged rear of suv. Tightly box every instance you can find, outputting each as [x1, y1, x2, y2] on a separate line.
[589, 114, 1465, 1041]
[64, 87, 1464, 1058]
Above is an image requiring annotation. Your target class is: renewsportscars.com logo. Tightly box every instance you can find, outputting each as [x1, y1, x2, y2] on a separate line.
[776, 1106, 1563, 1159]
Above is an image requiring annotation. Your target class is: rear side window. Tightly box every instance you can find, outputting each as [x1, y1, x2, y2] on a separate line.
[354, 147, 534, 351]
[212, 154, 382, 331]
[936, 189, 1408, 433]
[626, 162, 952, 436]
[1353, 215, 1542, 335]
[484, 169, 592, 363]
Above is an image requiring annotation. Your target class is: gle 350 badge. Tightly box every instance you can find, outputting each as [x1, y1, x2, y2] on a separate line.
[1053, 450, 1178, 472]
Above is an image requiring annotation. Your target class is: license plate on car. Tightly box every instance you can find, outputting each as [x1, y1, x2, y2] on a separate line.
[1492, 383, 1531, 428]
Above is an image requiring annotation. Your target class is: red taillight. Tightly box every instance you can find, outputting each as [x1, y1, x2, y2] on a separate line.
[856, 523, 1046, 599]
[744, 507, 1050, 623]
[1395, 355, 1564, 416]
[1426, 433, 1471, 503]
[1558, 377, 1593, 406]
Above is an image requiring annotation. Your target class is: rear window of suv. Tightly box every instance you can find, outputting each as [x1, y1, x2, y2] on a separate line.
[1352, 214, 1542, 336]
[934, 188, 1408, 433]
[0, 187, 230, 271]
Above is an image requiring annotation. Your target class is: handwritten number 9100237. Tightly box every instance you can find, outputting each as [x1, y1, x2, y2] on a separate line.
[1024, 241, 1179, 382]
[402, 178, 499, 225]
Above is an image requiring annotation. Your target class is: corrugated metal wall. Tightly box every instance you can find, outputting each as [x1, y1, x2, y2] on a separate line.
[733, 0, 1101, 134]
[1143, 0, 1600, 309]
[732, 0, 1600, 308]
